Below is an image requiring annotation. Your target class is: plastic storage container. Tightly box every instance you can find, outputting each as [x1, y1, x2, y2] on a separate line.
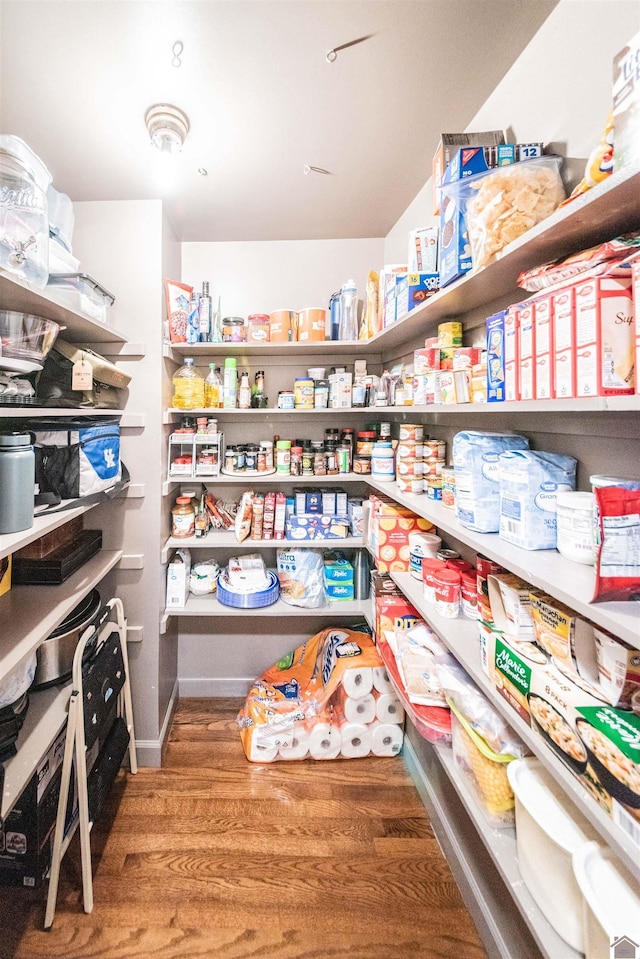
[450, 702, 516, 826]
[46, 273, 115, 324]
[0, 311, 60, 368]
[507, 757, 599, 952]
[572, 841, 640, 959]
[556, 490, 595, 565]
[0, 135, 52, 288]
[172, 357, 205, 409]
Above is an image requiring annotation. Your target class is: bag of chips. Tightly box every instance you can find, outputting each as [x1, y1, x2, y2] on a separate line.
[593, 486, 640, 602]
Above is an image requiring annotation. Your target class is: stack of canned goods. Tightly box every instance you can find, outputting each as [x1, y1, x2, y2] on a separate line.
[396, 423, 424, 493]
[423, 439, 446, 498]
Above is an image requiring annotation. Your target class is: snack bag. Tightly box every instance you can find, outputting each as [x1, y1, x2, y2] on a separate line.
[446, 156, 565, 271]
[560, 112, 614, 207]
[236, 627, 384, 762]
[593, 486, 640, 602]
[163, 278, 193, 343]
[360, 269, 380, 339]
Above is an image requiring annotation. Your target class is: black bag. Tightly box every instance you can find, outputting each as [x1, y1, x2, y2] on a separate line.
[36, 349, 121, 409]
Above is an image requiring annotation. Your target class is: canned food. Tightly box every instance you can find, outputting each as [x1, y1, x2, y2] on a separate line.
[337, 446, 350, 473]
[278, 391, 295, 410]
[397, 440, 421, 460]
[353, 456, 372, 474]
[434, 568, 461, 618]
[437, 548, 460, 562]
[438, 321, 463, 348]
[424, 440, 446, 459]
[294, 377, 314, 409]
[397, 476, 424, 494]
[426, 482, 443, 500]
[399, 423, 424, 442]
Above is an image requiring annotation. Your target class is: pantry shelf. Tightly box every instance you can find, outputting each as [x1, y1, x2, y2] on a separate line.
[163, 533, 363, 553]
[0, 502, 100, 563]
[163, 407, 376, 422]
[0, 270, 125, 345]
[0, 407, 126, 420]
[0, 549, 123, 680]
[1, 681, 72, 823]
[179, 472, 368, 487]
[165, 595, 369, 618]
[166, 340, 384, 358]
[366, 477, 640, 649]
[391, 571, 640, 881]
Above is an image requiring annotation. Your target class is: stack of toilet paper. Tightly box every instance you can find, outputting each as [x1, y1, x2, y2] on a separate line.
[250, 666, 405, 763]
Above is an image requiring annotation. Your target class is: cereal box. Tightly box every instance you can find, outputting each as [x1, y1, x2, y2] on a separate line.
[486, 310, 506, 402]
[552, 285, 576, 398]
[408, 227, 439, 273]
[613, 30, 640, 173]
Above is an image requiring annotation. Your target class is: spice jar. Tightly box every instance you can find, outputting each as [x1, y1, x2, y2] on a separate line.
[245, 443, 260, 471]
[260, 440, 274, 470]
[314, 449, 327, 476]
[302, 444, 314, 476]
[276, 439, 291, 474]
[290, 445, 303, 476]
[172, 496, 195, 538]
[225, 448, 235, 473]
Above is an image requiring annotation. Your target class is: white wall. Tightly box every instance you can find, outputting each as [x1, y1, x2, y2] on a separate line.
[181, 238, 384, 318]
[384, 0, 639, 262]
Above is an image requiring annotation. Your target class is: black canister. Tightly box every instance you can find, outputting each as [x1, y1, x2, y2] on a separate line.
[0, 431, 35, 533]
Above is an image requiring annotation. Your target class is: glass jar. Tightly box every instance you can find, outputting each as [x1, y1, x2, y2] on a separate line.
[245, 443, 260, 471]
[314, 450, 327, 476]
[276, 439, 291, 473]
[302, 444, 314, 476]
[172, 496, 195, 538]
[222, 317, 246, 342]
[290, 445, 303, 476]
[225, 448, 235, 472]
[233, 446, 246, 471]
[260, 440, 274, 470]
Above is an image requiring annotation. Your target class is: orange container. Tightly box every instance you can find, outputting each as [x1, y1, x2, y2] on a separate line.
[296, 307, 326, 342]
[247, 313, 270, 343]
[269, 309, 295, 343]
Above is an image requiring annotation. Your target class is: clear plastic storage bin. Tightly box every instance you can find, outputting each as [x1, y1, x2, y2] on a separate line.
[0, 135, 52, 288]
[46, 272, 115, 323]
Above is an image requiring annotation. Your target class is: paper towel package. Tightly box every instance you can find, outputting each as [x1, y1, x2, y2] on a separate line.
[237, 626, 404, 763]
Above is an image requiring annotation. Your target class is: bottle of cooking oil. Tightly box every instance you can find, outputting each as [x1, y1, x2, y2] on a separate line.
[204, 363, 222, 408]
[172, 357, 205, 409]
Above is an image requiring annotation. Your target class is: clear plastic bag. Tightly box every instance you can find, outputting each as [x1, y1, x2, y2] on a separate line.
[444, 156, 565, 270]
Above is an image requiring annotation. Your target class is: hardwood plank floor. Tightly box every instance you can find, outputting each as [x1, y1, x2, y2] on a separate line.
[0, 698, 488, 959]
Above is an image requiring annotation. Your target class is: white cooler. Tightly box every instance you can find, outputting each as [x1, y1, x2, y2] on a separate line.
[573, 841, 640, 959]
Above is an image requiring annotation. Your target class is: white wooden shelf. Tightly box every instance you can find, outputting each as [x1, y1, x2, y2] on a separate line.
[164, 407, 374, 421]
[0, 549, 122, 679]
[0, 270, 125, 345]
[163, 472, 368, 495]
[392, 571, 640, 881]
[166, 595, 369, 618]
[164, 533, 363, 553]
[366, 476, 640, 650]
[1, 681, 72, 823]
[0, 501, 100, 562]
[0, 407, 126, 419]
[165, 340, 382, 358]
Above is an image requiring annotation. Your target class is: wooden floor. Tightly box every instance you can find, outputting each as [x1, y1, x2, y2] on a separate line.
[0, 698, 488, 959]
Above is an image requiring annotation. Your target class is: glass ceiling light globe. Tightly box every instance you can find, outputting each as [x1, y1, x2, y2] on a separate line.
[145, 103, 190, 155]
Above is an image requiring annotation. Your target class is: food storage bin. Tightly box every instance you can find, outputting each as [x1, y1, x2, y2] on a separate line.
[507, 757, 599, 952]
[46, 272, 115, 323]
[0, 135, 52, 288]
[47, 184, 74, 253]
[572, 841, 640, 959]
[0, 310, 61, 366]
[449, 700, 516, 826]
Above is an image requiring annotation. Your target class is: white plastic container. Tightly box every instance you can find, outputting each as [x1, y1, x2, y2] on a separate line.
[408, 531, 442, 579]
[556, 490, 595, 565]
[572, 841, 640, 959]
[371, 441, 395, 481]
[507, 757, 599, 952]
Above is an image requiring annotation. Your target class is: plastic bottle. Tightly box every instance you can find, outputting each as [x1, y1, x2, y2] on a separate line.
[223, 357, 238, 409]
[204, 363, 221, 408]
[211, 293, 223, 343]
[199, 281, 212, 342]
[338, 279, 358, 341]
[352, 549, 371, 600]
[172, 357, 205, 409]
[238, 370, 252, 410]
[0, 431, 34, 533]
[172, 495, 195, 538]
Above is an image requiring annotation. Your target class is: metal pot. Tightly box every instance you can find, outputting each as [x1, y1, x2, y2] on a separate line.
[33, 589, 102, 688]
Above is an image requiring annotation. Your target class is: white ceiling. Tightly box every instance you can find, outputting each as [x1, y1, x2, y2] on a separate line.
[0, 0, 558, 243]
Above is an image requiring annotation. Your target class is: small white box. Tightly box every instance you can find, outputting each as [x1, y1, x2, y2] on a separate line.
[166, 548, 191, 608]
[504, 304, 520, 402]
[575, 275, 634, 397]
[408, 226, 438, 273]
[518, 304, 535, 400]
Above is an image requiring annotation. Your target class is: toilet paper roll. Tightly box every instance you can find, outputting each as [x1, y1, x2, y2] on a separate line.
[278, 726, 310, 761]
[249, 737, 278, 763]
[341, 691, 377, 725]
[339, 721, 371, 759]
[309, 722, 342, 760]
[342, 667, 373, 699]
[370, 721, 404, 757]
[373, 666, 395, 695]
[376, 692, 405, 725]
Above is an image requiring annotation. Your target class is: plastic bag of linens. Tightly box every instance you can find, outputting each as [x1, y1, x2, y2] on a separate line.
[237, 627, 404, 762]
[498, 449, 577, 550]
[453, 430, 529, 533]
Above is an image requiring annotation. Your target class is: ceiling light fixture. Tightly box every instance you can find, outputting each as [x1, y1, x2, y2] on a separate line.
[326, 34, 375, 63]
[145, 103, 190, 155]
[304, 165, 331, 175]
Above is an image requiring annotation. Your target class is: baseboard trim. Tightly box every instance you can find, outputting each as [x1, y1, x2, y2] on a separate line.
[134, 678, 179, 767]
[178, 677, 252, 697]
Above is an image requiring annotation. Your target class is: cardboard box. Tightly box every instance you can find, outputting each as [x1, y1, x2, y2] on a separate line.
[613, 30, 640, 174]
[0, 555, 11, 598]
[552, 285, 576, 398]
[432, 130, 505, 215]
[408, 227, 439, 273]
[476, 554, 505, 623]
[348, 498, 365, 536]
[504, 304, 520, 402]
[397, 273, 440, 317]
[328, 370, 352, 408]
[534, 294, 554, 399]
[0, 727, 76, 887]
[370, 496, 435, 572]
[633, 258, 640, 395]
[487, 573, 535, 638]
[285, 515, 350, 541]
[444, 143, 542, 182]
[486, 310, 507, 402]
[166, 548, 191, 608]
[375, 589, 421, 639]
[482, 622, 549, 723]
[574, 275, 634, 396]
[438, 184, 472, 289]
[326, 582, 355, 601]
[518, 303, 536, 400]
[323, 551, 354, 583]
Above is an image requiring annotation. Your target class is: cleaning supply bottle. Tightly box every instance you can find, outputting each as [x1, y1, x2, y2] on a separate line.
[223, 357, 238, 409]
[338, 279, 358, 341]
[172, 357, 205, 409]
[204, 363, 221, 408]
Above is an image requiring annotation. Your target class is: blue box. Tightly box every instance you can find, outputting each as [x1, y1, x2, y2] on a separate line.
[323, 551, 354, 583]
[486, 310, 507, 402]
[438, 199, 472, 288]
[326, 582, 355, 601]
[285, 515, 350, 540]
[306, 491, 322, 514]
[397, 273, 440, 316]
[446, 143, 542, 181]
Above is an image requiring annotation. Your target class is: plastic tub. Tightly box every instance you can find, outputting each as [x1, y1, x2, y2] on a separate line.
[507, 757, 599, 952]
[46, 272, 115, 323]
[572, 841, 640, 959]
